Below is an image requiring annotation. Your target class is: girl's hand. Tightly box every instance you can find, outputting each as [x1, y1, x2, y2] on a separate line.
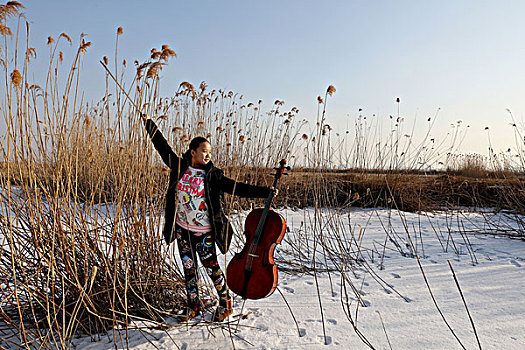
[140, 113, 149, 121]
[271, 186, 278, 197]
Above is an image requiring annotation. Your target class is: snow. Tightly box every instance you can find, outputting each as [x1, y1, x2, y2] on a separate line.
[1, 204, 523, 349]
[66, 207, 525, 349]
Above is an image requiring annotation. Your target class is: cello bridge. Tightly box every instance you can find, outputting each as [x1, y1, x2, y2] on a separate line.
[248, 253, 260, 258]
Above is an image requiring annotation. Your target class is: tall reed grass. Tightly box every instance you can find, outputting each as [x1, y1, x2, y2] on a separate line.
[1, 3, 524, 349]
[0, 3, 303, 347]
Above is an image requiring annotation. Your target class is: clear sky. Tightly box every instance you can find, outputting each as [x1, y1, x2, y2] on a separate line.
[16, 0, 525, 154]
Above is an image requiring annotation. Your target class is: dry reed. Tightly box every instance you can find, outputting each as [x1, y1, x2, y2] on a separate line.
[1, 4, 524, 349]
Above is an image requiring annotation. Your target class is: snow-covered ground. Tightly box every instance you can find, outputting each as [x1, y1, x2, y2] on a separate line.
[68, 207, 525, 349]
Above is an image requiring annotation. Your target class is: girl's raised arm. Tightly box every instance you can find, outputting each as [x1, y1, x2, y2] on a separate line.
[141, 114, 181, 169]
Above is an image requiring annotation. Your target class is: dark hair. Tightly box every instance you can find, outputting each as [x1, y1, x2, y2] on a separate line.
[189, 136, 210, 151]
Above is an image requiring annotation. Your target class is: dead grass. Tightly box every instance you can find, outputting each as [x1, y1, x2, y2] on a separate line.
[221, 166, 525, 214]
[1, 4, 524, 349]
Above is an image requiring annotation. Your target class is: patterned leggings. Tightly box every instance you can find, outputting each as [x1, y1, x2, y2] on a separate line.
[175, 225, 230, 306]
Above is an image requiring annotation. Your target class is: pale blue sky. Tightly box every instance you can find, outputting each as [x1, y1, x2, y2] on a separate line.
[18, 0, 525, 154]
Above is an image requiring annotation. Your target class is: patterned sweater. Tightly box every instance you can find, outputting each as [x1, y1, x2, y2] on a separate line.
[175, 166, 212, 233]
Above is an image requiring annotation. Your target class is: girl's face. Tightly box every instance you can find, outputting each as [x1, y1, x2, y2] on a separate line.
[191, 141, 212, 168]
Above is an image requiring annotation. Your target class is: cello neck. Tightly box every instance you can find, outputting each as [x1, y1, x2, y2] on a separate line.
[250, 160, 286, 247]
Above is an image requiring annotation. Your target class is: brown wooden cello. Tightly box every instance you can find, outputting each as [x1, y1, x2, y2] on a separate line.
[226, 159, 289, 299]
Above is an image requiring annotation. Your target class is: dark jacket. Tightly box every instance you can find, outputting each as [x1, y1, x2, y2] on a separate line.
[144, 118, 270, 254]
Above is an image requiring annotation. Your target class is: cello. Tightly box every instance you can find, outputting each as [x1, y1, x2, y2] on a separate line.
[226, 159, 289, 299]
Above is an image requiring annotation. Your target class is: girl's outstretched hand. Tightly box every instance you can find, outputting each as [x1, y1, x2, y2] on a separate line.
[271, 186, 278, 197]
[140, 113, 149, 121]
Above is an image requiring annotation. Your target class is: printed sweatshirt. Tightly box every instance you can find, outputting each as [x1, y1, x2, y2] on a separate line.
[175, 166, 212, 233]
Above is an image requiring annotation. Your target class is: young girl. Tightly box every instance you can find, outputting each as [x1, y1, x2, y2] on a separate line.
[141, 113, 273, 322]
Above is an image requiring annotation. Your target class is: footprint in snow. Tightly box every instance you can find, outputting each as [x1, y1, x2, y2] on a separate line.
[383, 288, 392, 295]
[305, 281, 314, 286]
[327, 319, 337, 325]
[256, 324, 269, 331]
[360, 299, 371, 307]
[248, 308, 260, 317]
[391, 273, 401, 279]
[319, 335, 332, 345]
[510, 260, 521, 267]
[283, 286, 294, 293]
[299, 328, 307, 337]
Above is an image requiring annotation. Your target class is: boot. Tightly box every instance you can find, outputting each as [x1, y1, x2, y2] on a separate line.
[177, 303, 200, 322]
[212, 298, 233, 322]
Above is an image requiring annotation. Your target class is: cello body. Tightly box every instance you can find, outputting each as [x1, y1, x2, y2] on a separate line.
[226, 208, 286, 299]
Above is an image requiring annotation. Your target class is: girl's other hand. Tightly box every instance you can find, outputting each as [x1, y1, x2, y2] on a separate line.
[271, 186, 278, 197]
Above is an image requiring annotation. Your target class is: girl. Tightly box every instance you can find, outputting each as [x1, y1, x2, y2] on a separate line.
[141, 113, 273, 322]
